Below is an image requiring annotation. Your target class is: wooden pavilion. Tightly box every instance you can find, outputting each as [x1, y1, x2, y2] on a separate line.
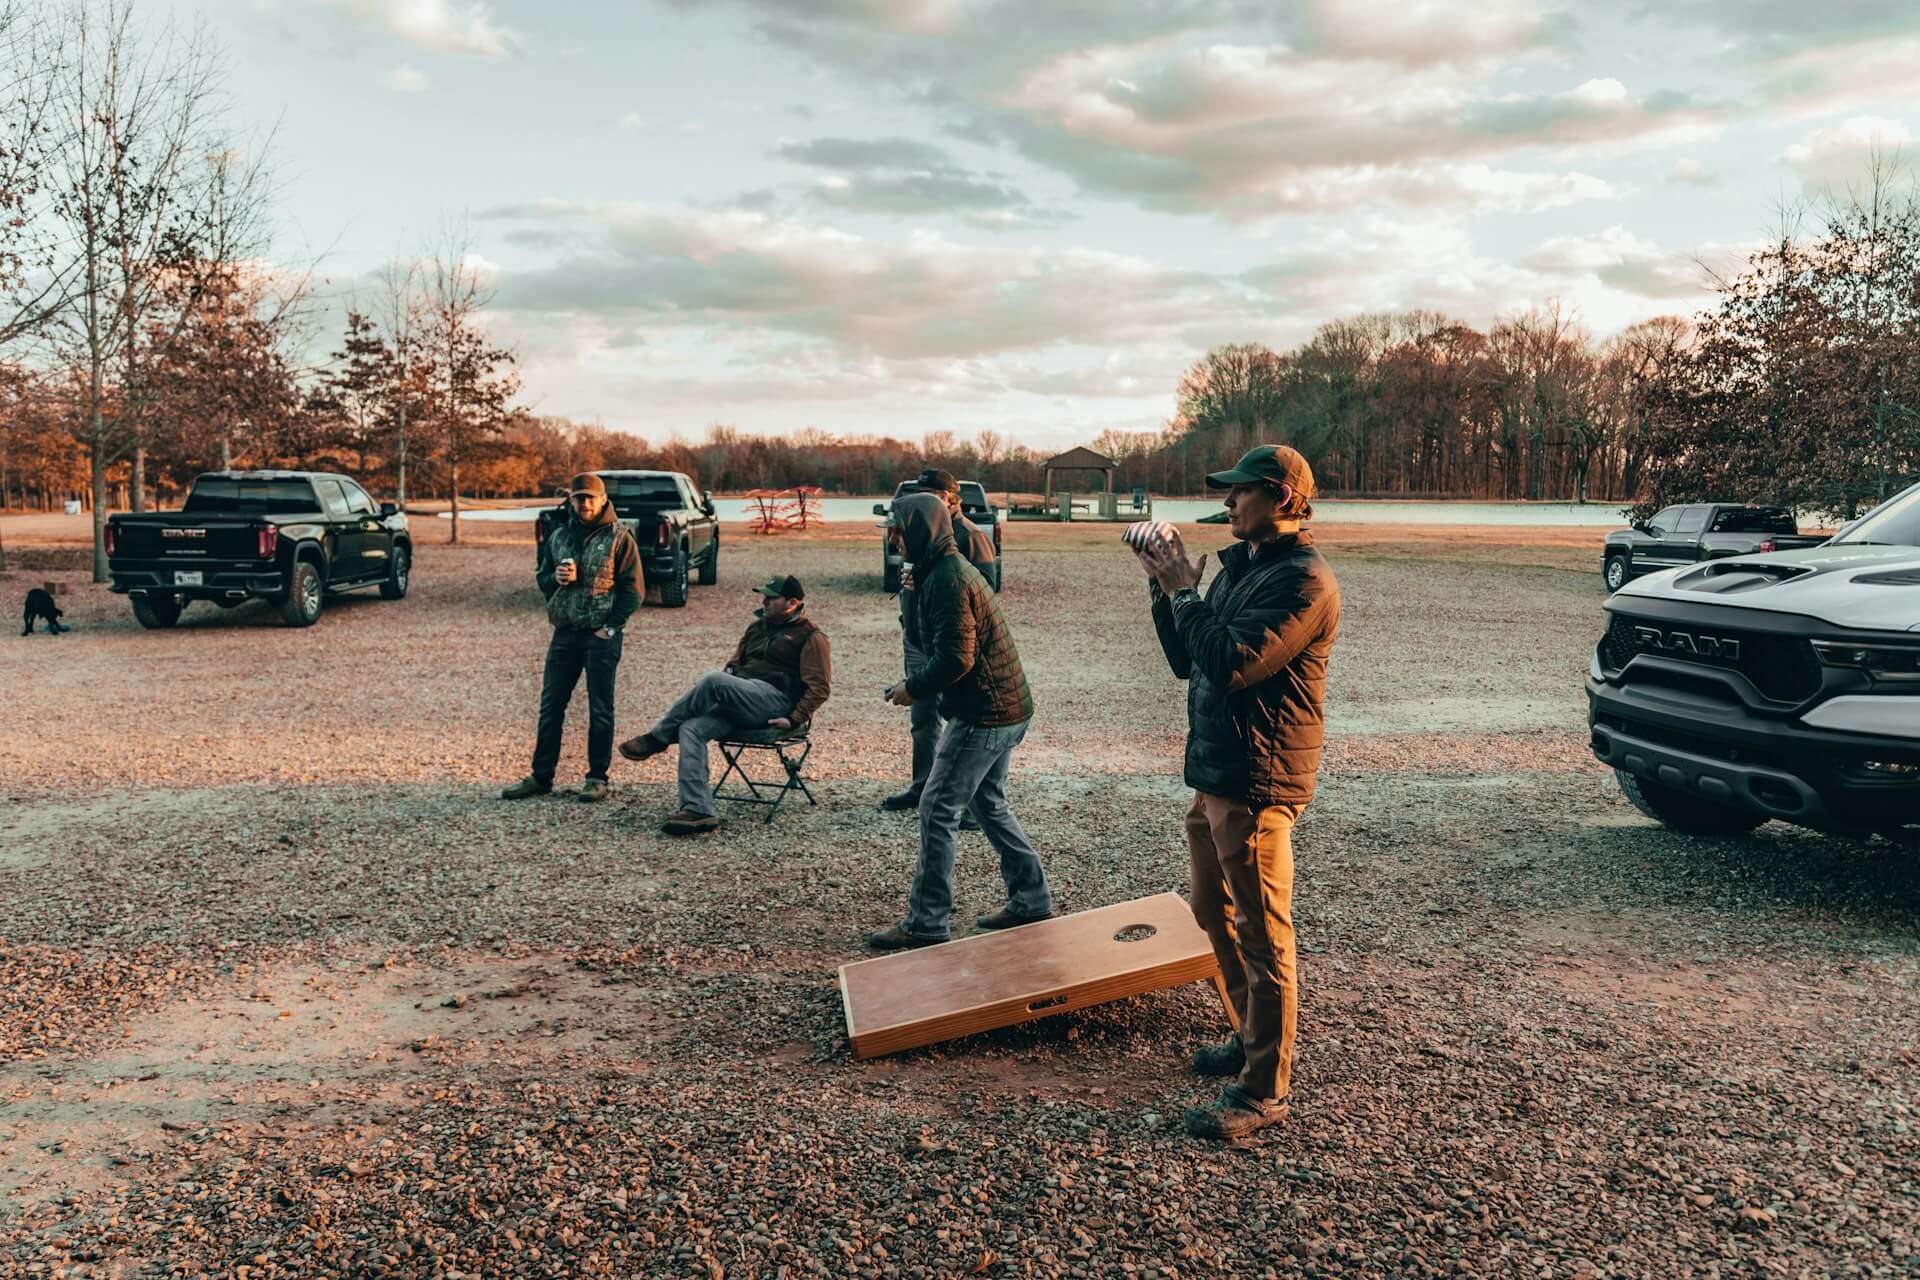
[1008, 446, 1152, 522]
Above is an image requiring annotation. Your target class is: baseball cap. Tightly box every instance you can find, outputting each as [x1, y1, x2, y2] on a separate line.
[757, 574, 805, 600]
[909, 468, 959, 496]
[568, 472, 608, 498]
[1205, 445, 1316, 515]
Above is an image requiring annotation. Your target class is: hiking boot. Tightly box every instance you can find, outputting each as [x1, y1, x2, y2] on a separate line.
[578, 778, 610, 803]
[500, 776, 552, 800]
[1191, 1033, 1245, 1077]
[879, 789, 921, 812]
[866, 924, 945, 951]
[976, 906, 1053, 931]
[661, 810, 720, 835]
[1182, 1084, 1289, 1141]
[619, 733, 667, 762]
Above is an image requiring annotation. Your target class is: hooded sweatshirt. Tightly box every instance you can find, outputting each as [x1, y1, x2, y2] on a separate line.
[894, 492, 1032, 727]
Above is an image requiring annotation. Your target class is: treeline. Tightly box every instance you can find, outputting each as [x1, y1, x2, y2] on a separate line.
[6, 0, 1915, 562]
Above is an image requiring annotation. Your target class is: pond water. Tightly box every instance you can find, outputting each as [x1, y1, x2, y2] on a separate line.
[440, 497, 1631, 527]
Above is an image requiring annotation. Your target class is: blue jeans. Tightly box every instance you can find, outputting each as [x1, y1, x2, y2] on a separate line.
[905, 718, 1052, 939]
[648, 671, 792, 816]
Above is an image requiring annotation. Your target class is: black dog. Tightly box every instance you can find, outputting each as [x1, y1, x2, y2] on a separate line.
[22, 587, 67, 635]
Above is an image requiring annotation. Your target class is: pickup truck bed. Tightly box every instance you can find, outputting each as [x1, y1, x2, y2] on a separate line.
[1603, 502, 1825, 591]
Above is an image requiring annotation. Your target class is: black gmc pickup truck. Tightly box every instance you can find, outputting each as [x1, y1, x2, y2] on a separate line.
[1602, 503, 1826, 591]
[534, 470, 718, 607]
[874, 478, 1002, 592]
[106, 471, 411, 628]
[1588, 479, 1920, 846]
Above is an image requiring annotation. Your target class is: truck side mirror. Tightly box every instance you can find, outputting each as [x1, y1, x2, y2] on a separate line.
[379, 501, 398, 517]
[873, 503, 889, 517]
[703, 490, 716, 514]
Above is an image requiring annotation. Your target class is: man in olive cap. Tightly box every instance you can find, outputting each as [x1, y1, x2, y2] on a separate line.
[881, 468, 997, 823]
[620, 574, 831, 835]
[503, 472, 642, 802]
[1132, 444, 1340, 1141]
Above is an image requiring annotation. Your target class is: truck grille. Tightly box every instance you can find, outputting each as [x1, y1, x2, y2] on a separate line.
[1602, 613, 1822, 703]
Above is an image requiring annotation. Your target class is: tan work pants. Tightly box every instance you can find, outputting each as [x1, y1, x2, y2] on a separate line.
[1186, 790, 1302, 1102]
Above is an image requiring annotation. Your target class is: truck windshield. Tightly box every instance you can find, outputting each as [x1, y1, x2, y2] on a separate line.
[1831, 483, 1920, 546]
[605, 476, 681, 505]
[959, 483, 988, 509]
[183, 478, 319, 514]
[1710, 508, 1796, 534]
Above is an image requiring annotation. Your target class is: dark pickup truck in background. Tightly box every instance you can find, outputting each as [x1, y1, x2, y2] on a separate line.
[106, 471, 411, 628]
[1602, 503, 1827, 591]
[534, 470, 719, 608]
[875, 478, 1002, 592]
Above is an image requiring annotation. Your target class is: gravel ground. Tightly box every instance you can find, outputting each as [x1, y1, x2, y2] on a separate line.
[0, 519, 1915, 1279]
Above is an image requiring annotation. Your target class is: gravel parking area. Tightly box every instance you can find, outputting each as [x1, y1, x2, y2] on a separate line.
[1, 518, 1914, 1278]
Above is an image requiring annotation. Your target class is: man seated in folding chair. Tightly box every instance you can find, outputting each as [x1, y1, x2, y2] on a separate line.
[618, 574, 831, 835]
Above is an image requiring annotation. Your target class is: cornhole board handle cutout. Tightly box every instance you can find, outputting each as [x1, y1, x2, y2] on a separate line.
[838, 893, 1236, 1060]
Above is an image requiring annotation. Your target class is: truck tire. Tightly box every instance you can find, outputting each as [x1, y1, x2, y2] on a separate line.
[131, 594, 183, 629]
[882, 555, 900, 595]
[281, 560, 325, 627]
[697, 534, 718, 585]
[987, 561, 1002, 592]
[660, 543, 689, 608]
[1614, 769, 1767, 836]
[1603, 554, 1629, 592]
[379, 544, 411, 600]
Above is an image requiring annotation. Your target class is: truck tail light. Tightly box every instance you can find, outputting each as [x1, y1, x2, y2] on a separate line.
[1758, 539, 1776, 553]
[257, 525, 279, 559]
[657, 522, 671, 548]
[103, 523, 116, 557]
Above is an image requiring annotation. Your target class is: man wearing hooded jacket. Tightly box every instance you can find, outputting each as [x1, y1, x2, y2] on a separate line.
[881, 468, 997, 822]
[868, 493, 1052, 950]
[1135, 444, 1341, 1142]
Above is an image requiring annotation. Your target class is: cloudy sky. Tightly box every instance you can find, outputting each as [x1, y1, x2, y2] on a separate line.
[193, 0, 1920, 449]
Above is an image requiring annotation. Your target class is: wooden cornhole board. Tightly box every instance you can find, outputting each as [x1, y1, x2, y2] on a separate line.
[839, 892, 1236, 1060]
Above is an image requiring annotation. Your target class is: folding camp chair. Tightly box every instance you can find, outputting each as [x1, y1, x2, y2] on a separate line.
[713, 725, 817, 823]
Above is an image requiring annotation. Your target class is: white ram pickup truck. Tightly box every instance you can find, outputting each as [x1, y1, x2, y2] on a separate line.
[1587, 480, 1920, 845]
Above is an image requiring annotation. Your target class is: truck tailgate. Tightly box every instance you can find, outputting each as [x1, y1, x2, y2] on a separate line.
[114, 519, 262, 561]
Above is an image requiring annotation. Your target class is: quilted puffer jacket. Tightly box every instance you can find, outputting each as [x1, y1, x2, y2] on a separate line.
[1151, 532, 1340, 806]
[896, 493, 1033, 727]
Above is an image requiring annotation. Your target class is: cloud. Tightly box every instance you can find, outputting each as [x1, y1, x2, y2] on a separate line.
[483, 201, 1244, 360]
[1668, 157, 1717, 186]
[324, 0, 516, 58]
[381, 63, 430, 92]
[981, 42, 1690, 216]
[1781, 116, 1914, 190]
[1766, 39, 1920, 115]
[1523, 227, 1731, 300]
[773, 134, 1066, 225]
[1302, 0, 1557, 66]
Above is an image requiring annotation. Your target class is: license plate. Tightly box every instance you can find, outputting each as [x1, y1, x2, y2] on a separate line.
[173, 571, 203, 586]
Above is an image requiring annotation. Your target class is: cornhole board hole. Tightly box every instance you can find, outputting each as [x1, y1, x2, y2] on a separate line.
[839, 892, 1236, 1060]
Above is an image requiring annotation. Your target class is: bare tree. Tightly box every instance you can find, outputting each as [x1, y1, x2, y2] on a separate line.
[43, 0, 235, 578]
[0, 0, 73, 349]
[374, 256, 424, 507]
[420, 227, 518, 544]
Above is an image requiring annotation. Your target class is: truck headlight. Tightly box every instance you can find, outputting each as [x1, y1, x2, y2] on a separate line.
[1811, 641, 1920, 682]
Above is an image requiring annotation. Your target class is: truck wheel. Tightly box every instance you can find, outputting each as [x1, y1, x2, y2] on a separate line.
[883, 556, 900, 595]
[1614, 769, 1766, 836]
[131, 594, 183, 630]
[660, 543, 690, 608]
[697, 534, 719, 586]
[281, 561, 325, 627]
[380, 545, 411, 600]
[1603, 555, 1629, 592]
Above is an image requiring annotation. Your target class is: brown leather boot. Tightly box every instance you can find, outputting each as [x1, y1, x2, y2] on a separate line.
[619, 733, 666, 762]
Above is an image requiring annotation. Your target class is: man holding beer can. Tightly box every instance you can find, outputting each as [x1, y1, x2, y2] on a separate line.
[502, 472, 642, 802]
